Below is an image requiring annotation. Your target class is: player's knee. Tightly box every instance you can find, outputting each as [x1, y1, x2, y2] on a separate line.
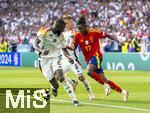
[87, 70, 92, 76]
[78, 75, 85, 81]
[55, 70, 64, 82]
[53, 82, 59, 89]
[100, 73, 108, 82]
[49, 79, 59, 89]
[58, 76, 65, 82]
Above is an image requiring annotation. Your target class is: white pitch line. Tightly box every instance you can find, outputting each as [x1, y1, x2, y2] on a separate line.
[1, 92, 150, 112]
[50, 99, 150, 112]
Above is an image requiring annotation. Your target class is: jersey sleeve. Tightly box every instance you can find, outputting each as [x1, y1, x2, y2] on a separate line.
[92, 30, 107, 39]
[99, 31, 107, 38]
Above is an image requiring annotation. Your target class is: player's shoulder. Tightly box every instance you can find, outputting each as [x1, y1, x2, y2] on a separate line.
[89, 28, 107, 36]
[62, 30, 71, 36]
[38, 25, 50, 32]
[88, 28, 100, 33]
[63, 29, 75, 35]
[73, 31, 81, 37]
[37, 25, 52, 37]
[71, 29, 77, 35]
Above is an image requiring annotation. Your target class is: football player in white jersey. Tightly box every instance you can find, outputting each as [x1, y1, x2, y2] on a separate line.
[62, 15, 95, 100]
[33, 19, 79, 106]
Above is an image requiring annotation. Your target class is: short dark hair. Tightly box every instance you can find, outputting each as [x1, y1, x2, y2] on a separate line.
[54, 19, 66, 27]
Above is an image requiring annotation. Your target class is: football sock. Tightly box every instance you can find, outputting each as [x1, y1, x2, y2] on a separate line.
[82, 79, 94, 96]
[65, 77, 74, 86]
[61, 78, 77, 101]
[91, 72, 105, 85]
[91, 72, 122, 93]
[51, 85, 58, 91]
[107, 80, 122, 93]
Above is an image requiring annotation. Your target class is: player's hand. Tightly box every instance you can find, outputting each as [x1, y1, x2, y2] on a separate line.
[66, 45, 74, 50]
[68, 57, 74, 64]
[42, 49, 49, 55]
[119, 42, 124, 46]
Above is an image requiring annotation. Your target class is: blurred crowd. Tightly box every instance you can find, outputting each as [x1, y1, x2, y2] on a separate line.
[0, 0, 150, 53]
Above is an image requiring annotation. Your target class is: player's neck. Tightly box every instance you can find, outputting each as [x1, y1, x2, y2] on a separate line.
[67, 26, 73, 31]
[52, 27, 61, 36]
[82, 31, 88, 35]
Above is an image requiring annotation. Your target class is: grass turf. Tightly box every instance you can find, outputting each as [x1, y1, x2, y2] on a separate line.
[0, 67, 150, 113]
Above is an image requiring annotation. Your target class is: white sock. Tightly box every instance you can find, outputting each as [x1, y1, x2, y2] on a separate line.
[65, 77, 74, 86]
[61, 78, 77, 101]
[50, 85, 57, 90]
[82, 79, 94, 96]
[103, 83, 110, 88]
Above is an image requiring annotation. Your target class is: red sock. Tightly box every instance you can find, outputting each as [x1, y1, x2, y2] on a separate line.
[91, 72, 104, 85]
[108, 80, 122, 93]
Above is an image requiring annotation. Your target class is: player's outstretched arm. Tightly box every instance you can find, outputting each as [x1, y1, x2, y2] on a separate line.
[106, 34, 124, 46]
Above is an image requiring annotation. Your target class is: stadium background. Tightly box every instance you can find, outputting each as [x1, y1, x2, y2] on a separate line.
[0, 0, 150, 113]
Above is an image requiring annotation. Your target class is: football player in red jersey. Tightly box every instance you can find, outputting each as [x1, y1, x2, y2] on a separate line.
[72, 15, 129, 101]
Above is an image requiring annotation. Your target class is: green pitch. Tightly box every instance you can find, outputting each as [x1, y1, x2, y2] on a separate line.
[0, 67, 150, 113]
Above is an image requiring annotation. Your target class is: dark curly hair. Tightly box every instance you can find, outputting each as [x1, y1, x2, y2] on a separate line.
[77, 15, 86, 25]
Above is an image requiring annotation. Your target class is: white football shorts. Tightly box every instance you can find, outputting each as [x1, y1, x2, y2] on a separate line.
[39, 57, 62, 81]
[61, 58, 82, 77]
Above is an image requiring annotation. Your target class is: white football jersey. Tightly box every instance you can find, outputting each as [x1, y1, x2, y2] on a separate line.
[36, 26, 66, 58]
[62, 30, 77, 59]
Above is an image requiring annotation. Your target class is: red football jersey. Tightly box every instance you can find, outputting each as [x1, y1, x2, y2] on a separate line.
[74, 29, 106, 63]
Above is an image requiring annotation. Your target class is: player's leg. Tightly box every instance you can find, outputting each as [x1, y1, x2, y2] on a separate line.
[53, 58, 80, 106]
[38, 58, 57, 100]
[61, 59, 78, 92]
[49, 77, 59, 97]
[86, 56, 111, 96]
[87, 63, 105, 84]
[98, 59, 129, 101]
[55, 69, 80, 106]
[101, 74, 129, 101]
[72, 60, 95, 100]
[78, 74, 95, 100]
[106, 78, 129, 101]
[65, 77, 78, 92]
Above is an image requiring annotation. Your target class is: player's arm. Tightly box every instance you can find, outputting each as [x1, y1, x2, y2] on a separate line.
[67, 35, 76, 50]
[70, 34, 79, 50]
[33, 36, 49, 55]
[62, 48, 74, 64]
[66, 45, 75, 50]
[106, 34, 124, 46]
[97, 30, 123, 46]
[60, 35, 74, 63]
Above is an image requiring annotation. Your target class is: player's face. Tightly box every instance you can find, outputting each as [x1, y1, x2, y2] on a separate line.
[77, 24, 88, 35]
[64, 19, 73, 30]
